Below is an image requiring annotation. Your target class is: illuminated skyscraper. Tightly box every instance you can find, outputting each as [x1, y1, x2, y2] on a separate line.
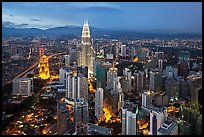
[79, 20, 95, 76]
[39, 48, 50, 80]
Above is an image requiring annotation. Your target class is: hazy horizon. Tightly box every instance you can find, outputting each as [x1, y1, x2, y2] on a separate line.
[2, 2, 202, 34]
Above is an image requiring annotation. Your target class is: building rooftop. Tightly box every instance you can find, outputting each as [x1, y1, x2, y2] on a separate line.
[87, 123, 112, 135]
[157, 119, 178, 135]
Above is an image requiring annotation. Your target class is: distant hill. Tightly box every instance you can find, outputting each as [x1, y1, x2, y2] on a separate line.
[2, 25, 202, 39]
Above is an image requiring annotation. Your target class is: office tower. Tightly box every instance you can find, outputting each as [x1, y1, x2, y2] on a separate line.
[149, 69, 162, 93]
[121, 45, 126, 57]
[65, 74, 88, 101]
[57, 101, 69, 135]
[164, 66, 178, 79]
[87, 123, 112, 135]
[131, 46, 136, 58]
[74, 98, 89, 135]
[158, 59, 163, 70]
[155, 51, 164, 60]
[137, 47, 150, 61]
[142, 91, 153, 108]
[165, 79, 179, 100]
[78, 73, 88, 102]
[96, 62, 110, 89]
[150, 107, 167, 135]
[64, 54, 70, 68]
[178, 50, 190, 67]
[107, 63, 118, 91]
[12, 77, 33, 97]
[122, 101, 138, 135]
[157, 119, 178, 135]
[59, 68, 70, 84]
[39, 54, 50, 80]
[121, 68, 132, 93]
[80, 20, 94, 75]
[95, 88, 104, 120]
[133, 70, 145, 93]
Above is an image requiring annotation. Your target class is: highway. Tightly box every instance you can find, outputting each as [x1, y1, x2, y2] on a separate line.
[3, 52, 67, 87]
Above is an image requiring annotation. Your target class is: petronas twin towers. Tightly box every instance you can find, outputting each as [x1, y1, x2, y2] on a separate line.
[77, 20, 95, 76]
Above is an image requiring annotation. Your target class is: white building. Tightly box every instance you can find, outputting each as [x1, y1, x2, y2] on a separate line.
[12, 77, 33, 97]
[122, 101, 138, 135]
[158, 59, 163, 70]
[149, 69, 162, 93]
[142, 91, 154, 108]
[65, 73, 88, 101]
[157, 119, 178, 135]
[64, 54, 70, 68]
[59, 68, 70, 84]
[95, 88, 104, 120]
[150, 107, 167, 135]
[121, 45, 126, 57]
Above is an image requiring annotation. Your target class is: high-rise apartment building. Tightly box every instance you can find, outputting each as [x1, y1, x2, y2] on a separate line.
[74, 98, 89, 135]
[149, 69, 162, 93]
[122, 101, 138, 135]
[95, 88, 104, 120]
[64, 54, 70, 68]
[133, 70, 145, 93]
[142, 91, 154, 108]
[65, 73, 88, 101]
[121, 45, 126, 57]
[150, 107, 167, 135]
[57, 101, 69, 135]
[12, 77, 33, 97]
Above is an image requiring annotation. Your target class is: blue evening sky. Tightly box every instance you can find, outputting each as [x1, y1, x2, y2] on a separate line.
[2, 2, 202, 33]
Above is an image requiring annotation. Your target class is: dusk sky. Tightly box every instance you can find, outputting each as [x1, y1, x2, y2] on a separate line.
[2, 2, 202, 33]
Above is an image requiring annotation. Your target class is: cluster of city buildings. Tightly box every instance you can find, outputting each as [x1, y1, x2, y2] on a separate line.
[4, 20, 202, 135]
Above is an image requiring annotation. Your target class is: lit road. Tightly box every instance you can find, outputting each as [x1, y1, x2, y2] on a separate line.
[3, 52, 67, 87]
[3, 61, 38, 86]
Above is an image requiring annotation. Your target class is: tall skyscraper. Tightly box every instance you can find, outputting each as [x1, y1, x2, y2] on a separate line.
[95, 88, 104, 120]
[122, 101, 138, 135]
[74, 98, 89, 135]
[64, 54, 70, 68]
[150, 107, 167, 135]
[59, 67, 70, 84]
[158, 59, 163, 70]
[142, 91, 153, 108]
[121, 45, 126, 57]
[65, 73, 88, 101]
[133, 70, 145, 93]
[149, 69, 162, 93]
[12, 77, 33, 97]
[79, 20, 95, 76]
[57, 101, 69, 135]
[107, 63, 118, 91]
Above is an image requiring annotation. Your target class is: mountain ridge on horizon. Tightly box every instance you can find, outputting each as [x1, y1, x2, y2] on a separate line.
[2, 25, 202, 39]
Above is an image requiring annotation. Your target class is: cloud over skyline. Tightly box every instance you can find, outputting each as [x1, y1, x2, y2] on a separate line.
[2, 2, 202, 33]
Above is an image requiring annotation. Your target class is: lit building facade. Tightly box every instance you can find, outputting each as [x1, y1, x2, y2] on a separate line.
[78, 20, 95, 76]
[39, 54, 50, 80]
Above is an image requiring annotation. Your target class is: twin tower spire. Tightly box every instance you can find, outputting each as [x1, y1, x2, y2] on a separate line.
[82, 20, 90, 45]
